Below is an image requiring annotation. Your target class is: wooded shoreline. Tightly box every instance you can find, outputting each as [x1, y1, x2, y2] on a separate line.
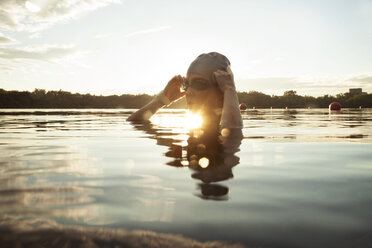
[1, 88, 371, 109]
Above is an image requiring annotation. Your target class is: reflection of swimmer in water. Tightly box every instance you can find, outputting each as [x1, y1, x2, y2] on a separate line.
[128, 52, 243, 200]
[186, 128, 241, 201]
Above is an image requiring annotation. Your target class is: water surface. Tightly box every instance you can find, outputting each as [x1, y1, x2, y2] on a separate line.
[1, 108, 372, 248]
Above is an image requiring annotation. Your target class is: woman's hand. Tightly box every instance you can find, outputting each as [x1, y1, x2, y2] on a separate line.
[213, 69, 236, 93]
[163, 75, 186, 102]
[128, 75, 185, 121]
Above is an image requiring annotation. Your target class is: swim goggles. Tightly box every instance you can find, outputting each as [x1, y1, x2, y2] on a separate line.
[182, 78, 211, 91]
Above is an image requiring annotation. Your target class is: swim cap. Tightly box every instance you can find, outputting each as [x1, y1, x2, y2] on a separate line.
[187, 52, 231, 84]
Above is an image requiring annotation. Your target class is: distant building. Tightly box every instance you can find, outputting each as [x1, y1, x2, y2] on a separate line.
[349, 88, 362, 94]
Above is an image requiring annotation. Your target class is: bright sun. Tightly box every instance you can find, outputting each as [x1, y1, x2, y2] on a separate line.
[184, 112, 203, 130]
[151, 111, 203, 130]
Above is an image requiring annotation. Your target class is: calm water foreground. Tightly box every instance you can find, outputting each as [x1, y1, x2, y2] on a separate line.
[0, 108, 372, 248]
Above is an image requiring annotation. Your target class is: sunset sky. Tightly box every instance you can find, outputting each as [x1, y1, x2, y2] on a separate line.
[0, 0, 371, 96]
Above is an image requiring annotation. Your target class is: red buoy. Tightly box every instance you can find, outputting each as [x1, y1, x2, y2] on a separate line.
[329, 102, 341, 110]
[239, 103, 247, 110]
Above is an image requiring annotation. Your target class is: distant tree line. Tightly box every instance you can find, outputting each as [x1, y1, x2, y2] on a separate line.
[238, 90, 372, 108]
[0, 88, 371, 109]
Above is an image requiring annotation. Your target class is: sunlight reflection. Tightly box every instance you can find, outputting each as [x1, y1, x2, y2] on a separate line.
[151, 111, 203, 130]
[130, 197, 176, 223]
[221, 128, 231, 137]
[198, 157, 210, 168]
[184, 112, 203, 129]
[180, 160, 189, 166]
[189, 155, 199, 168]
[192, 129, 204, 138]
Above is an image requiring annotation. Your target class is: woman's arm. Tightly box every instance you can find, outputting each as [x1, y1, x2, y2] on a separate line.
[126, 93, 165, 122]
[213, 69, 243, 129]
[127, 75, 185, 122]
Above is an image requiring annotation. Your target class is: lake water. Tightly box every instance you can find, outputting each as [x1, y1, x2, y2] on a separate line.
[0, 108, 372, 248]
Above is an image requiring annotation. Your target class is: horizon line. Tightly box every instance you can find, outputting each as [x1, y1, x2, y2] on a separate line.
[0, 87, 369, 98]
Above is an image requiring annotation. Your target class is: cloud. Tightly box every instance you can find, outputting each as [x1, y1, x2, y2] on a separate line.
[0, 9, 19, 30]
[0, 58, 43, 74]
[0, 44, 77, 62]
[0, 64, 16, 73]
[0, 32, 18, 44]
[348, 75, 372, 83]
[125, 26, 171, 38]
[29, 32, 41, 39]
[0, 0, 123, 32]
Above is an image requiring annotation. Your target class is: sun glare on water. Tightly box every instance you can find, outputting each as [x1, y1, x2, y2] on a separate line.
[150, 111, 203, 131]
[184, 112, 203, 130]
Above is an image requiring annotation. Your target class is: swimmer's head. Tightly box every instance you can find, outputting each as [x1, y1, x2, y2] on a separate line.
[186, 52, 231, 85]
[184, 52, 231, 115]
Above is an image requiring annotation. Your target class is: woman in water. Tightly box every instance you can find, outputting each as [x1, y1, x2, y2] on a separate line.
[128, 52, 243, 200]
[127, 52, 242, 134]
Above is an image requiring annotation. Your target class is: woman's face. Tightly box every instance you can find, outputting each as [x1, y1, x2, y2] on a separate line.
[185, 72, 223, 115]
